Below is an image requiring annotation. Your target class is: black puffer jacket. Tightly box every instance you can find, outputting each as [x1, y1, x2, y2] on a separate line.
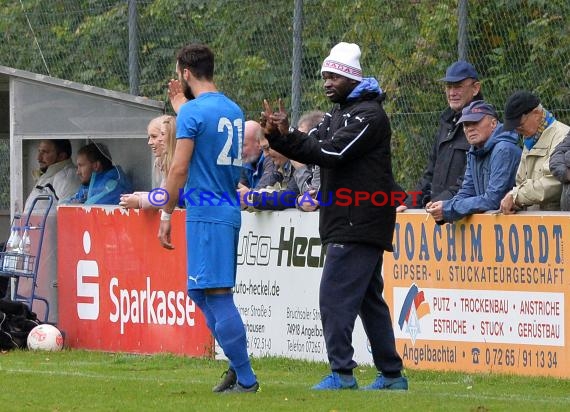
[267, 84, 396, 251]
[549, 131, 570, 211]
[404, 105, 474, 208]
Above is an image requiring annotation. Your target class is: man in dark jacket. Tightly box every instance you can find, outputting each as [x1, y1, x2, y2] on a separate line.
[426, 101, 521, 223]
[262, 42, 407, 391]
[399, 60, 482, 211]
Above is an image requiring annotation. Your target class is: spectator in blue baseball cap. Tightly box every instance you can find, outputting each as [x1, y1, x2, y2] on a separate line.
[440, 60, 479, 82]
[399, 60, 483, 211]
[426, 100, 521, 223]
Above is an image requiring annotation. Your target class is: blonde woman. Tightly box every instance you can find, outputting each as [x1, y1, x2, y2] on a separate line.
[119, 115, 176, 209]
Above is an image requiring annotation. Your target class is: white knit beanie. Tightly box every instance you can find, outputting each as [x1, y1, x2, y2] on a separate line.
[321, 42, 363, 81]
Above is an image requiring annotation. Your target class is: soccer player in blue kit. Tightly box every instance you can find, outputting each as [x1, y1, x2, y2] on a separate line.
[158, 43, 259, 393]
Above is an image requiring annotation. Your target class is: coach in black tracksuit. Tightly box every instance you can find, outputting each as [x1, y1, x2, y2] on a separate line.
[263, 42, 406, 391]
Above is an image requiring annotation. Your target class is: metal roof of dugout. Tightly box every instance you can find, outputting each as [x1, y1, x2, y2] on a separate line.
[0, 65, 165, 217]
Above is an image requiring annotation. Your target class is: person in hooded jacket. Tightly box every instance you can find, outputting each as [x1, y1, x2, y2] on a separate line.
[262, 42, 407, 391]
[426, 101, 521, 223]
[65, 142, 132, 205]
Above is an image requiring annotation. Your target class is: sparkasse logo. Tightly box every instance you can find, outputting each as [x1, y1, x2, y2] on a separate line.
[76, 231, 100, 320]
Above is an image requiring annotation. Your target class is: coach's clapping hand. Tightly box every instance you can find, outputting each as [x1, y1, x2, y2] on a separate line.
[261, 99, 289, 136]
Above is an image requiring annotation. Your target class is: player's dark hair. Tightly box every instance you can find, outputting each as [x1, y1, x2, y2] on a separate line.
[47, 139, 72, 158]
[176, 43, 214, 80]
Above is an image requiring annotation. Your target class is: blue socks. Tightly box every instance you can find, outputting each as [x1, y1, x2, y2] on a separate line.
[188, 289, 218, 338]
[188, 289, 236, 371]
[205, 293, 256, 387]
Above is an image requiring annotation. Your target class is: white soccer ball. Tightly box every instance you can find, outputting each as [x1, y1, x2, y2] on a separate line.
[27, 324, 64, 351]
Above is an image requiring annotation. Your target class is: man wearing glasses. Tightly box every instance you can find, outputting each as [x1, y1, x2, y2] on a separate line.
[237, 134, 299, 210]
[500, 91, 569, 213]
[425, 101, 521, 223]
[398, 60, 482, 211]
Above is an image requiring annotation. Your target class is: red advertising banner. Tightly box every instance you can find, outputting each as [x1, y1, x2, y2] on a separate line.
[385, 212, 568, 377]
[56, 206, 569, 378]
[57, 206, 212, 356]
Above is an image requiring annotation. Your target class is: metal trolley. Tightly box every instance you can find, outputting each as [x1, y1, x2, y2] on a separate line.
[0, 195, 54, 322]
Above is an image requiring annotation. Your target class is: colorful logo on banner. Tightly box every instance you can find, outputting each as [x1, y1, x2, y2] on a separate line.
[397, 283, 430, 345]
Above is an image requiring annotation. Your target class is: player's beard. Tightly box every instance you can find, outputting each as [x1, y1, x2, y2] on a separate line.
[181, 79, 195, 101]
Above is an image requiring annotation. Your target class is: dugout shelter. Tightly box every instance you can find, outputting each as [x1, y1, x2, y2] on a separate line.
[0, 65, 164, 322]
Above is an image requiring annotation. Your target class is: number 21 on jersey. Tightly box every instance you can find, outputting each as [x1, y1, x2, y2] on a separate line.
[216, 117, 243, 167]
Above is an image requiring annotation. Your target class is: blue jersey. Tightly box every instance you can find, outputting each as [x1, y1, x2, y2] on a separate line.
[176, 92, 243, 227]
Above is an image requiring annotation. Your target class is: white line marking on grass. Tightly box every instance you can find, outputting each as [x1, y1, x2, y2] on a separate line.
[2, 368, 194, 383]
[2, 368, 313, 388]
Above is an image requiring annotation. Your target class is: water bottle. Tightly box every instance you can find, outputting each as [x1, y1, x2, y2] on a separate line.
[3, 226, 17, 271]
[4, 205, 22, 271]
[19, 226, 32, 273]
[8, 227, 21, 271]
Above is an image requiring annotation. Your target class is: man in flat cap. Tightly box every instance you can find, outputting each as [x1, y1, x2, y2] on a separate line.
[500, 90, 569, 213]
[426, 100, 521, 223]
[399, 60, 483, 211]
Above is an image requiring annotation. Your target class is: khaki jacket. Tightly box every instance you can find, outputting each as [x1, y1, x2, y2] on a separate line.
[511, 120, 570, 210]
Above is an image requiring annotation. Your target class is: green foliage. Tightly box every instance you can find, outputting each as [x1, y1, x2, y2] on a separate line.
[1, 0, 570, 191]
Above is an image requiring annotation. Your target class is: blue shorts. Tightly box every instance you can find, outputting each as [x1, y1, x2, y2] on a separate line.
[186, 221, 239, 290]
